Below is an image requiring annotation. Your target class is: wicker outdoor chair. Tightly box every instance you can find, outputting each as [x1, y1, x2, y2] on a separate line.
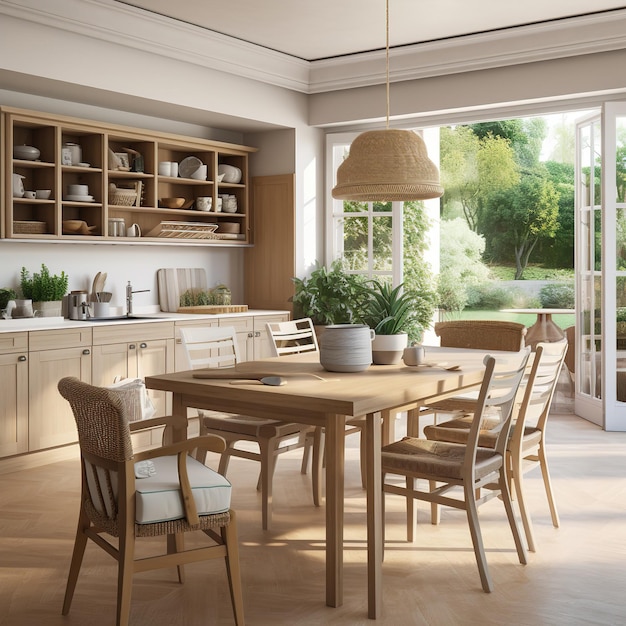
[58, 377, 245, 626]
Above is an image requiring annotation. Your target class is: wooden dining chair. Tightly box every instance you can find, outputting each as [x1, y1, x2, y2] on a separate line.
[266, 318, 368, 498]
[382, 349, 530, 593]
[423, 341, 567, 552]
[57, 376, 244, 626]
[180, 325, 312, 530]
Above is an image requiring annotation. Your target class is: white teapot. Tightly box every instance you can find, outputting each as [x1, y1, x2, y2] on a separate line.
[13, 173, 25, 198]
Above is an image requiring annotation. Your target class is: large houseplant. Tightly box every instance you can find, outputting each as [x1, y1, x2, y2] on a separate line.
[20, 264, 69, 317]
[291, 260, 369, 327]
[359, 281, 425, 364]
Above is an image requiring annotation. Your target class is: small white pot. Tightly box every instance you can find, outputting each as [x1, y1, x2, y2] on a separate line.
[371, 332, 408, 365]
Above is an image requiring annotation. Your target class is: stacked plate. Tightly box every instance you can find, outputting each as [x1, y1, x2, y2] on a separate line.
[66, 194, 94, 202]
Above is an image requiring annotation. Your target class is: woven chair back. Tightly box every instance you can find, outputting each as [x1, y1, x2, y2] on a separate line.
[435, 320, 527, 351]
[58, 377, 133, 462]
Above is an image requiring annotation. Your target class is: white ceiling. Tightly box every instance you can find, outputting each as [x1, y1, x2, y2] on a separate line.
[117, 0, 626, 61]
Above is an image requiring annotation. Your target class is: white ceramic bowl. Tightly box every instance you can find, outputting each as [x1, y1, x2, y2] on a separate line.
[13, 145, 40, 160]
[218, 164, 242, 184]
[35, 189, 52, 199]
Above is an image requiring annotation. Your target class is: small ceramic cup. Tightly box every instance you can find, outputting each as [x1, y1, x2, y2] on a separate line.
[158, 161, 171, 176]
[196, 197, 212, 211]
[402, 345, 425, 366]
[35, 189, 52, 199]
[126, 223, 141, 237]
[24, 190, 36, 199]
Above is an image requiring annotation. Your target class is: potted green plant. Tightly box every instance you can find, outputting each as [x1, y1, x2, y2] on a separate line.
[359, 281, 423, 364]
[20, 264, 69, 317]
[291, 260, 369, 329]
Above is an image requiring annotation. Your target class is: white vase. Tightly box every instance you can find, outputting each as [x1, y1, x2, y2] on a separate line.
[371, 332, 408, 365]
[33, 300, 63, 317]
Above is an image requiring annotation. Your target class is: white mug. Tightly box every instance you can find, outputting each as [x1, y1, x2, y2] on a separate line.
[403, 345, 425, 366]
[24, 190, 36, 199]
[126, 223, 141, 237]
[158, 161, 171, 176]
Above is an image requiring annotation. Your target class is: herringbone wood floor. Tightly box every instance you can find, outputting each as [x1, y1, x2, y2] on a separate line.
[1, 379, 626, 625]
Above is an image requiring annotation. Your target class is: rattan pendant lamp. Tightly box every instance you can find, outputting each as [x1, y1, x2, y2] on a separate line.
[331, 0, 443, 202]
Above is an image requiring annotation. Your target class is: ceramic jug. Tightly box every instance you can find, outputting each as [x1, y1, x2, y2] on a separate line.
[319, 324, 374, 373]
[12, 173, 25, 198]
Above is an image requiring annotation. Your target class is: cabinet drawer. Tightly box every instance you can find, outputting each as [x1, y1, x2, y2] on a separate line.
[219, 316, 253, 333]
[92, 321, 174, 345]
[29, 327, 92, 351]
[0, 332, 28, 354]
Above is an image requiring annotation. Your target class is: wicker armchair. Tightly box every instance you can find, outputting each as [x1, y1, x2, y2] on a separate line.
[382, 349, 530, 593]
[423, 341, 567, 552]
[58, 377, 244, 626]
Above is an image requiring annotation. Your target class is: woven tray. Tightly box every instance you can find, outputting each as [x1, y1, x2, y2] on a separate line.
[13, 220, 47, 234]
[146, 221, 218, 239]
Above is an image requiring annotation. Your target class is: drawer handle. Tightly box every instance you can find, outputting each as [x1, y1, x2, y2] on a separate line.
[140, 342, 148, 349]
[255, 331, 261, 337]
[129, 344, 136, 350]
[82, 349, 90, 355]
[18, 355, 27, 362]
[247, 332, 254, 338]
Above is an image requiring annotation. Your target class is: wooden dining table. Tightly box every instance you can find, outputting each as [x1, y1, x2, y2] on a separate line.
[145, 347, 494, 619]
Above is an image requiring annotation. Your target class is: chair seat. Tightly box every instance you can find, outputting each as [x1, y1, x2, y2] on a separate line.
[200, 410, 309, 439]
[382, 437, 503, 481]
[424, 416, 543, 448]
[134, 454, 231, 524]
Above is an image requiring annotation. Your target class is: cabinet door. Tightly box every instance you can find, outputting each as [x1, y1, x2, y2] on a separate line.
[135, 338, 174, 418]
[28, 346, 91, 451]
[91, 342, 132, 385]
[0, 353, 28, 457]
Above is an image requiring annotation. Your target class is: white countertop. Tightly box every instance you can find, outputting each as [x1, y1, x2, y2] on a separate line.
[0, 309, 289, 332]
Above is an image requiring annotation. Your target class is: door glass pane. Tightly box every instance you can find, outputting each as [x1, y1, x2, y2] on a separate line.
[372, 215, 392, 271]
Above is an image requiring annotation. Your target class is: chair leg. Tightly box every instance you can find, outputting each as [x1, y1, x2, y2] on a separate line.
[311, 427, 324, 507]
[117, 532, 136, 626]
[510, 450, 536, 552]
[259, 437, 277, 530]
[463, 482, 493, 593]
[62, 507, 90, 615]
[301, 432, 313, 474]
[497, 469, 528, 567]
[430, 480, 440, 525]
[217, 443, 236, 477]
[406, 477, 415, 542]
[167, 533, 186, 583]
[537, 442, 560, 528]
[222, 510, 245, 626]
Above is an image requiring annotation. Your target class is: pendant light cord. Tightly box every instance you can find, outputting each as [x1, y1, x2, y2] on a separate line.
[386, 0, 390, 129]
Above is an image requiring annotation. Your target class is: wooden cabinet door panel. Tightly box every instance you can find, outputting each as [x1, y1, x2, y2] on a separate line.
[0, 353, 28, 457]
[28, 347, 91, 451]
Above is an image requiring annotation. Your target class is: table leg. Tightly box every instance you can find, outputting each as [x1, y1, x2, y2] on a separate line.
[164, 393, 188, 445]
[366, 412, 383, 619]
[325, 413, 345, 608]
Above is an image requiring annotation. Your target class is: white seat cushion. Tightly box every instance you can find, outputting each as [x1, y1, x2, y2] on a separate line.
[135, 455, 231, 524]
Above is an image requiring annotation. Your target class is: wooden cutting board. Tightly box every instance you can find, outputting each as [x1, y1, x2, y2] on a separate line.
[157, 268, 207, 312]
[177, 305, 249, 314]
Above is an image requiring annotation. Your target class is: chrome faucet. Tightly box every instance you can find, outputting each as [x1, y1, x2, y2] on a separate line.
[126, 281, 150, 316]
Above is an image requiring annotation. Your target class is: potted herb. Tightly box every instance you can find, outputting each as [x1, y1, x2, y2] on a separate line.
[359, 281, 422, 364]
[20, 264, 69, 317]
[291, 260, 369, 329]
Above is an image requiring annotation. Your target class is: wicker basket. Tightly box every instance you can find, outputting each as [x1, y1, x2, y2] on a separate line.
[13, 220, 47, 234]
[109, 189, 137, 206]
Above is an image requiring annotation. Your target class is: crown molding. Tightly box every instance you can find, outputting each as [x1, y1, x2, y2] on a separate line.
[309, 9, 626, 93]
[1, 0, 626, 95]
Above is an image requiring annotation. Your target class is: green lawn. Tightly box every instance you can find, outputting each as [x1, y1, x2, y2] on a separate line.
[448, 309, 575, 331]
